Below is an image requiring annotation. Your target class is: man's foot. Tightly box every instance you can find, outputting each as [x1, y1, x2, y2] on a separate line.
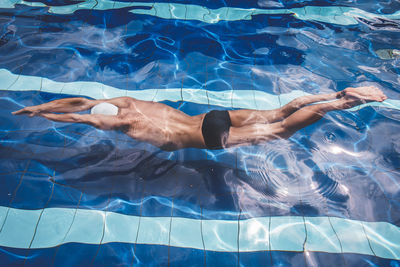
[341, 86, 387, 103]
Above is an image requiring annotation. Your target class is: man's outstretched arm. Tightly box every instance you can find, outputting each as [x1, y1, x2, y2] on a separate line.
[12, 97, 99, 116]
[39, 113, 126, 131]
[13, 97, 135, 117]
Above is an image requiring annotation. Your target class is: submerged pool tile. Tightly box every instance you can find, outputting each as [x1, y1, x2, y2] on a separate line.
[70, 82, 103, 99]
[102, 84, 124, 99]
[302, 251, 346, 267]
[168, 246, 205, 265]
[181, 88, 208, 105]
[0, 70, 20, 90]
[0, 173, 22, 207]
[0, 208, 41, 248]
[329, 217, 373, 255]
[153, 89, 182, 103]
[45, 183, 82, 209]
[132, 243, 169, 266]
[202, 219, 238, 252]
[170, 217, 203, 249]
[63, 208, 104, 244]
[11, 173, 53, 210]
[171, 198, 202, 220]
[102, 212, 139, 244]
[270, 251, 307, 267]
[140, 197, 173, 217]
[238, 250, 271, 266]
[0, 207, 8, 232]
[204, 250, 239, 266]
[58, 82, 81, 96]
[7, 73, 42, 92]
[0, 246, 30, 266]
[91, 242, 136, 267]
[126, 89, 156, 101]
[40, 77, 60, 94]
[25, 130, 65, 149]
[53, 242, 98, 266]
[343, 251, 400, 266]
[136, 216, 170, 246]
[23, 246, 58, 267]
[304, 217, 341, 253]
[363, 221, 400, 260]
[0, 159, 29, 175]
[30, 208, 76, 249]
[239, 217, 270, 252]
[269, 216, 305, 252]
[75, 192, 110, 212]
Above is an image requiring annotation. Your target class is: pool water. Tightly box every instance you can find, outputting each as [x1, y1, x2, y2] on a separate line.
[0, 0, 400, 266]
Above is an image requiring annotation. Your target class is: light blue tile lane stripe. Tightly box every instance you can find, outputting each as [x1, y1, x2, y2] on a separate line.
[0, 208, 41, 248]
[136, 217, 170, 245]
[62, 208, 104, 245]
[270, 216, 306, 252]
[203, 218, 238, 251]
[304, 217, 341, 253]
[239, 217, 269, 251]
[0, 206, 399, 260]
[102, 211, 139, 244]
[0, 207, 7, 230]
[170, 216, 203, 249]
[30, 208, 76, 248]
[364, 221, 400, 260]
[329, 217, 373, 255]
[1, 69, 399, 112]
[1, 1, 400, 26]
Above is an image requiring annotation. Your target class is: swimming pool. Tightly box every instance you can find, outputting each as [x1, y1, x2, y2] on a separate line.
[0, 0, 400, 265]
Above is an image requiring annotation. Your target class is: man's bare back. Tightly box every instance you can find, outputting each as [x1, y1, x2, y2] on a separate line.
[13, 86, 387, 151]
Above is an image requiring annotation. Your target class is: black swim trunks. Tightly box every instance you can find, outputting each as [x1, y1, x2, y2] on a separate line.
[201, 110, 232, 149]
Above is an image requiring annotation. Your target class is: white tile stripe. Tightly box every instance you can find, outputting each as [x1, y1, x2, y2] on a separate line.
[0, 206, 399, 259]
[1, 69, 399, 111]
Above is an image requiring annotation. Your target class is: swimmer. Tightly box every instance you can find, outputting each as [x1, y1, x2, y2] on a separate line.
[12, 86, 387, 151]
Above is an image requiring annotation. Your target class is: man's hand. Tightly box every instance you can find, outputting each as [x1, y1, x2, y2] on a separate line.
[12, 106, 41, 117]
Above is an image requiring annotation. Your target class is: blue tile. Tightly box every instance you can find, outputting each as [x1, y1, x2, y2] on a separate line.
[132, 243, 169, 266]
[270, 251, 306, 267]
[343, 252, 400, 267]
[304, 251, 347, 267]
[169, 246, 205, 266]
[205, 250, 238, 266]
[10, 173, 53, 209]
[0, 173, 22, 207]
[0, 246, 28, 266]
[92, 243, 136, 267]
[239, 251, 271, 266]
[140, 196, 173, 217]
[45, 183, 83, 209]
[52, 243, 99, 267]
[24, 247, 57, 267]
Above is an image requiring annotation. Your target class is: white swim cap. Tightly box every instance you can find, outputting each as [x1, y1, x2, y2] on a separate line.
[91, 102, 119, 116]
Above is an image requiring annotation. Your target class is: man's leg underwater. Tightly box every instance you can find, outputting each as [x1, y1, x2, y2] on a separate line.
[280, 86, 387, 136]
[228, 91, 341, 127]
[227, 86, 387, 147]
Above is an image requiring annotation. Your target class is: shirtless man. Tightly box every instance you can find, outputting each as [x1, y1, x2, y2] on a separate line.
[12, 86, 387, 151]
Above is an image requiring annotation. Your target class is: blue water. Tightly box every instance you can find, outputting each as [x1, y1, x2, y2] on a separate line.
[1, 0, 400, 266]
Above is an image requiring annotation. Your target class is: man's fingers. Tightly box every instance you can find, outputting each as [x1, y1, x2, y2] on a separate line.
[12, 109, 27, 115]
[12, 108, 34, 115]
